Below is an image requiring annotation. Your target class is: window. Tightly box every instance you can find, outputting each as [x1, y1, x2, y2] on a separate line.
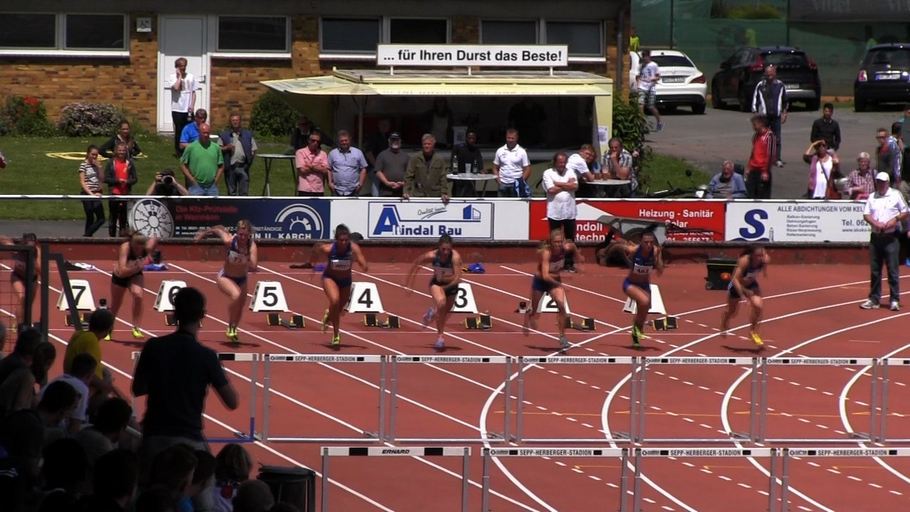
[321, 18, 380, 53]
[480, 20, 538, 45]
[218, 16, 288, 52]
[545, 21, 602, 57]
[65, 14, 125, 50]
[0, 13, 56, 48]
[389, 18, 447, 44]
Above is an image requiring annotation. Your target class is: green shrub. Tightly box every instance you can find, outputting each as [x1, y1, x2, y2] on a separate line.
[57, 103, 127, 136]
[1, 95, 54, 136]
[251, 91, 299, 137]
[612, 94, 649, 151]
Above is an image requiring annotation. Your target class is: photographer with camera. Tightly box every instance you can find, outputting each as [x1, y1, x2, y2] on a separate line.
[146, 169, 188, 197]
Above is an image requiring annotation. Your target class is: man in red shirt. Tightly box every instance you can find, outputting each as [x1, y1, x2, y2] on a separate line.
[745, 115, 776, 199]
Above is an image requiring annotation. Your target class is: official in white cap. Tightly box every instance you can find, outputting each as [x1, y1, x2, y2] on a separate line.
[860, 171, 909, 311]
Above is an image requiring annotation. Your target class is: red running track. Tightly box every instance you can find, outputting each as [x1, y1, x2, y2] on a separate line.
[26, 254, 910, 511]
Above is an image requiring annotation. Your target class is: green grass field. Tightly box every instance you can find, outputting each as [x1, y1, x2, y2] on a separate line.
[0, 134, 710, 220]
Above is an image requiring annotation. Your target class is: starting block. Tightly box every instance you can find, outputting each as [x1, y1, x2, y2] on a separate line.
[64, 311, 90, 328]
[465, 314, 493, 330]
[563, 316, 595, 331]
[267, 313, 305, 329]
[653, 317, 678, 330]
[364, 313, 399, 329]
[165, 314, 204, 327]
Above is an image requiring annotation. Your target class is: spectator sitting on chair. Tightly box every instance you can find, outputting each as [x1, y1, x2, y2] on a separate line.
[295, 132, 329, 197]
[220, 114, 257, 196]
[148, 444, 197, 511]
[493, 128, 531, 197]
[179, 109, 208, 151]
[603, 137, 636, 197]
[42, 352, 97, 434]
[327, 130, 367, 197]
[74, 397, 133, 466]
[180, 123, 224, 196]
[147, 169, 189, 196]
[211, 443, 252, 512]
[233, 480, 275, 512]
[0, 327, 42, 404]
[74, 449, 139, 512]
[566, 144, 597, 198]
[375, 132, 408, 197]
[0, 336, 55, 417]
[64, 309, 120, 410]
[404, 133, 450, 203]
[706, 160, 747, 199]
[37, 438, 89, 512]
[100, 121, 142, 159]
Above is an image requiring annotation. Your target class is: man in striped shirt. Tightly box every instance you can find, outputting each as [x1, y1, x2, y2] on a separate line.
[745, 115, 776, 199]
[752, 65, 788, 168]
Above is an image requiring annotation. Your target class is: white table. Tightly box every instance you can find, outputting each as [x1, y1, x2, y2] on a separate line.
[446, 173, 498, 198]
[258, 153, 296, 196]
[588, 179, 632, 198]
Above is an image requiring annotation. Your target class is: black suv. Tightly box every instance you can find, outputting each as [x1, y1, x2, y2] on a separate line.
[711, 46, 821, 111]
[854, 43, 910, 112]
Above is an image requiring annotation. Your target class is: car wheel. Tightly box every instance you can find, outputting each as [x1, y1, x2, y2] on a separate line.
[806, 98, 820, 111]
[692, 102, 706, 115]
[854, 95, 867, 112]
[711, 83, 725, 109]
[738, 86, 751, 112]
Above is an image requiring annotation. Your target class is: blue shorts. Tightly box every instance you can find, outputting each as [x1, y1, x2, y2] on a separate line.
[219, 271, 247, 288]
[323, 274, 352, 289]
[430, 279, 459, 297]
[623, 278, 650, 295]
[532, 275, 561, 293]
[728, 282, 760, 300]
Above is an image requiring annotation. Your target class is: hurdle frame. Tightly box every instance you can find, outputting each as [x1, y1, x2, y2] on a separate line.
[387, 354, 513, 443]
[321, 446, 470, 512]
[261, 354, 388, 443]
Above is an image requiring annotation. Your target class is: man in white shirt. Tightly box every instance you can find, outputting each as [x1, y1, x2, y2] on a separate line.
[566, 144, 596, 198]
[637, 50, 663, 132]
[43, 352, 97, 433]
[542, 152, 579, 271]
[165, 57, 201, 157]
[493, 129, 531, 197]
[860, 172, 909, 311]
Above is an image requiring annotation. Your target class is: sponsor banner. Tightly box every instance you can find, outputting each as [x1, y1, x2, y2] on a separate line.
[331, 199, 529, 240]
[725, 201, 869, 242]
[528, 200, 725, 242]
[127, 198, 331, 239]
[376, 44, 568, 67]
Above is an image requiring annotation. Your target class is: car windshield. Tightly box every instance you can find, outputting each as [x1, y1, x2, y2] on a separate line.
[652, 55, 694, 67]
[763, 51, 808, 67]
[863, 48, 910, 67]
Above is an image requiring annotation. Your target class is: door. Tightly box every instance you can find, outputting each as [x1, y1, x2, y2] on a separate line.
[157, 16, 208, 133]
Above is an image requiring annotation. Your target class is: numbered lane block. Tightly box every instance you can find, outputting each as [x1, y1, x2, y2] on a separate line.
[345, 282, 384, 313]
[450, 283, 479, 314]
[464, 315, 493, 330]
[622, 284, 667, 315]
[56, 279, 96, 311]
[154, 280, 187, 312]
[363, 313, 400, 329]
[266, 313, 305, 329]
[536, 292, 571, 314]
[249, 281, 289, 313]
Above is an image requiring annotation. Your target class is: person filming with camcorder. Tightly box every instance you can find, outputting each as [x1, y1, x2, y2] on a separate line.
[146, 168, 188, 196]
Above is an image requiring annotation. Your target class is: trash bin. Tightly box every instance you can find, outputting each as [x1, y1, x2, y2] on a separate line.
[705, 257, 737, 290]
[258, 465, 316, 512]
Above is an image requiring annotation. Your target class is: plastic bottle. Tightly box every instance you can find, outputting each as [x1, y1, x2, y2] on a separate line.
[452, 153, 459, 174]
[769, 227, 775, 242]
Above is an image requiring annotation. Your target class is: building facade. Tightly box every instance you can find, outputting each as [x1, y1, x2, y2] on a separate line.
[0, 0, 630, 134]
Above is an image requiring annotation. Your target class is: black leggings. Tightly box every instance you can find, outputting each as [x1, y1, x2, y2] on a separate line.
[82, 199, 105, 236]
[109, 198, 128, 237]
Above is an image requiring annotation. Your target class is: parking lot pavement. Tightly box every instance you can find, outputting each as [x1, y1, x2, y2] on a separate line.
[647, 105, 900, 199]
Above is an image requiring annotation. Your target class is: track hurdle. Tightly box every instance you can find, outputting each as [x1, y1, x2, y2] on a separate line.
[130, 351, 259, 443]
[387, 355, 514, 443]
[261, 354, 388, 443]
[481, 447, 630, 512]
[321, 446, 470, 512]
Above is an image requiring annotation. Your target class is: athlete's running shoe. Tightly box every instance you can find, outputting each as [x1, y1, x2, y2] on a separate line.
[422, 307, 436, 326]
[321, 309, 329, 333]
[558, 335, 570, 350]
[434, 337, 445, 351]
[331, 334, 341, 347]
[750, 331, 763, 346]
[631, 325, 643, 347]
[226, 326, 239, 343]
[103, 334, 111, 341]
[131, 327, 143, 339]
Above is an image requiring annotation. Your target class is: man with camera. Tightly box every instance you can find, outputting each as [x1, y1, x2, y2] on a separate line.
[146, 169, 188, 196]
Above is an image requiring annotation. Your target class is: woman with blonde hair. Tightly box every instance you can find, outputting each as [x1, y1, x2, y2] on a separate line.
[111, 231, 158, 339]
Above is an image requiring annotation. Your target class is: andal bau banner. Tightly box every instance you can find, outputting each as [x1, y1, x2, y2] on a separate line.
[127, 198, 332, 239]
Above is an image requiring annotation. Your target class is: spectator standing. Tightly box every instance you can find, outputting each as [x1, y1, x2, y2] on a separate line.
[899, 105, 910, 184]
[365, 118, 392, 196]
[404, 134, 449, 203]
[508, 98, 547, 146]
[752, 64, 788, 167]
[219, 114, 257, 196]
[493, 129, 531, 197]
[706, 160, 747, 199]
[294, 132, 329, 197]
[100, 121, 142, 159]
[745, 115, 776, 199]
[132, 287, 239, 476]
[165, 58, 200, 157]
[876, 126, 902, 186]
[179, 109, 208, 151]
[542, 152, 579, 272]
[290, 115, 332, 151]
[803, 140, 841, 199]
[566, 144, 597, 198]
[180, 123, 224, 196]
[146, 169, 189, 196]
[375, 132, 408, 197]
[810, 103, 841, 151]
[637, 50, 662, 132]
[0, 150, 6, 168]
[327, 131, 367, 197]
[103, 142, 137, 237]
[860, 172, 908, 311]
[425, 98, 453, 148]
[450, 130, 485, 197]
[78, 145, 106, 237]
[629, 26, 640, 53]
[847, 152, 876, 200]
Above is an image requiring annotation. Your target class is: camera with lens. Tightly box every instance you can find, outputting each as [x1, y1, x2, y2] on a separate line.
[163, 175, 174, 185]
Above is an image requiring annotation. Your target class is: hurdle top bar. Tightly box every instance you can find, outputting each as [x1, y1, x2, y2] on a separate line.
[322, 446, 470, 457]
[521, 356, 636, 365]
[485, 447, 626, 457]
[394, 355, 511, 364]
[267, 354, 384, 363]
[786, 447, 910, 457]
[637, 447, 775, 457]
[764, 357, 875, 366]
[132, 351, 258, 362]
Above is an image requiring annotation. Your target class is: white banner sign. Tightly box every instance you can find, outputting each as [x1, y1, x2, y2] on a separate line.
[376, 44, 568, 67]
[330, 199, 529, 240]
[725, 201, 870, 243]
